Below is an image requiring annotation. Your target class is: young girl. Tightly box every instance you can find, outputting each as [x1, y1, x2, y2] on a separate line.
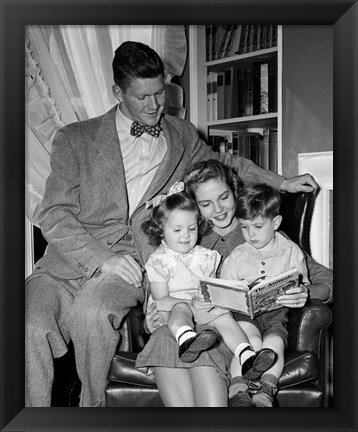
[141, 181, 276, 379]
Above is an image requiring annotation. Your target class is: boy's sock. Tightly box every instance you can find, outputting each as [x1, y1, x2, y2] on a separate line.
[175, 326, 196, 346]
[229, 376, 248, 399]
[228, 376, 255, 408]
[251, 374, 278, 407]
[261, 373, 279, 387]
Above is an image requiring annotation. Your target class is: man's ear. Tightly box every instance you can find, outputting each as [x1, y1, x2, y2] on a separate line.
[112, 84, 123, 103]
[273, 215, 282, 231]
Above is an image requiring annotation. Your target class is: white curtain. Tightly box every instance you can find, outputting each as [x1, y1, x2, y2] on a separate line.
[25, 25, 187, 226]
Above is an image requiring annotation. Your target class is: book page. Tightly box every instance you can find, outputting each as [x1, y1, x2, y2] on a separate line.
[200, 279, 250, 315]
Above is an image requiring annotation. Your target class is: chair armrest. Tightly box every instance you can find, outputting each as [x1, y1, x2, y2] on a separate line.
[118, 303, 149, 353]
[287, 299, 332, 357]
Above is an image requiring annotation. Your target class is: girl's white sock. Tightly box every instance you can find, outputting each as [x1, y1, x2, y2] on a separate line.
[175, 325, 196, 345]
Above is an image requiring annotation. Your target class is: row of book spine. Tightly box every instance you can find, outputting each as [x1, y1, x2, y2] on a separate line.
[207, 58, 277, 121]
[208, 129, 278, 173]
[206, 24, 278, 62]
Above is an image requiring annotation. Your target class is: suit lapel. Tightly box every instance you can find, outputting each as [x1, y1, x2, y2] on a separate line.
[93, 105, 129, 215]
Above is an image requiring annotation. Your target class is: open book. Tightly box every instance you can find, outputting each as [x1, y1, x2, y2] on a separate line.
[200, 269, 299, 319]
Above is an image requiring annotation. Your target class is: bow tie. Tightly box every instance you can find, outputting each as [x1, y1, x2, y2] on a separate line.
[130, 121, 162, 138]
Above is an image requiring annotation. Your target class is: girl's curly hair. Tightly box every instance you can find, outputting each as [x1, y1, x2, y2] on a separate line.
[142, 190, 202, 246]
[184, 159, 243, 235]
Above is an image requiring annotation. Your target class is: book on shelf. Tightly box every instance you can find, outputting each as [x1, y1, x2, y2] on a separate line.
[206, 25, 213, 62]
[245, 25, 254, 53]
[207, 25, 278, 58]
[211, 25, 219, 61]
[259, 25, 267, 50]
[272, 24, 278, 47]
[244, 66, 253, 116]
[209, 129, 235, 154]
[224, 25, 240, 57]
[260, 129, 270, 170]
[217, 72, 225, 120]
[260, 62, 269, 114]
[217, 25, 233, 59]
[224, 68, 233, 119]
[237, 24, 249, 54]
[207, 73, 213, 122]
[265, 25, 273, 49]
[217, 128, 277, 172]
[251, 25, 260, 51]
[268, 59, 278, 113]
[209, 71, 218, 121]
[252, 61, 262, 116]
[268, 129, 278, 172]
[237, 67, 245, 117]
[234, 130, 262, 160]
[199, 269, 299, 319]
[248, 134, 261, 166]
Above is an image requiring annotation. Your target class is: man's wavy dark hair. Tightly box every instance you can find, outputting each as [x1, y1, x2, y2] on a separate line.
[112, 41, 164, 91]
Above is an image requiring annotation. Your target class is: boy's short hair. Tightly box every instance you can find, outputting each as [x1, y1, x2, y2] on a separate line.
[112, 41, 164, 92]
[236, 184, 281, 220]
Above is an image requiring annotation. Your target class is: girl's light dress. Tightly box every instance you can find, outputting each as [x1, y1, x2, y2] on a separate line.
[145, 241, 229, 323]
[136, 241, 232, 382]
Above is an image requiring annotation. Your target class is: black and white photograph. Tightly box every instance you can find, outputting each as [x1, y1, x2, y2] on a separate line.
[1, 1, 357, 431]
[24, 22, 334, 409]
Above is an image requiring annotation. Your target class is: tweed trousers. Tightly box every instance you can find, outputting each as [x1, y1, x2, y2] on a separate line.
[25, 260, 144, 407]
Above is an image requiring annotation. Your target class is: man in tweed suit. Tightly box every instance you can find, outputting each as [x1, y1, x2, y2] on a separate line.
[25, 41, 318, 407]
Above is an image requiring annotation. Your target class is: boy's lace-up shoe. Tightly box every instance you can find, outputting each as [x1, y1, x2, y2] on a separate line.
[229, 389, 255, 407]
[251, 382, 277, 407]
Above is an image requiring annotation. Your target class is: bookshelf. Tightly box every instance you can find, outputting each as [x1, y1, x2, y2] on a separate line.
[189, 25, 282, 174]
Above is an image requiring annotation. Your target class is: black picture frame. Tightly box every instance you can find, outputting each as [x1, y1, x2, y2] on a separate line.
[1, 0, 357, 431]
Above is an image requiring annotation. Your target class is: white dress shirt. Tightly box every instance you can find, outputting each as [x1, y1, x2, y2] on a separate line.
[115, 106, 167, 216]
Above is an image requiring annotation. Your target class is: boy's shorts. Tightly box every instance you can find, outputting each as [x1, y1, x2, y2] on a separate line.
[232, 307, 289, 347]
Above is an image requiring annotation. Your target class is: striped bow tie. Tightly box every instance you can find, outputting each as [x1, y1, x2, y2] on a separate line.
[130, 121, 162, 138]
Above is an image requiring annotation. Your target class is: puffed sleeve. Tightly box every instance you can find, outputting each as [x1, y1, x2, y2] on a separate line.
[145, 254, 171, 283]
[203, 249, 222, 277]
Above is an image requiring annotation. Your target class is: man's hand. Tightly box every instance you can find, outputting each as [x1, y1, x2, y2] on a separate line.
[100, 255, 143, 287]
[281, 173, 318, 193]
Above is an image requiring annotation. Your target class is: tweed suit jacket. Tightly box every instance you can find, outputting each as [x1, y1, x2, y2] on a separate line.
[35, 105, 284, 281]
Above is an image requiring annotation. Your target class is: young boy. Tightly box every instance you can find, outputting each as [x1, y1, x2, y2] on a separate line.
[221, 184, 310, 407]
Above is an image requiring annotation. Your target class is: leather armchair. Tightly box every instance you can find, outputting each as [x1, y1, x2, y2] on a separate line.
[104, 191, 333, 407]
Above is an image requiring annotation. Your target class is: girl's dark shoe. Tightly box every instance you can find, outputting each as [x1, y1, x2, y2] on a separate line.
[179, 329, 217, 363]
[241, 348, 277, 380]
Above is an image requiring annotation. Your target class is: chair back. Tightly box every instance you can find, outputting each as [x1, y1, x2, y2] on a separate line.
[279, 189, 319, 255]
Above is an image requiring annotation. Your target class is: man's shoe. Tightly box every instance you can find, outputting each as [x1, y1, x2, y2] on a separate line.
[179, 329, 217, 363]
[229, 390, 255, 407]
[251, 382, 277, 407]
[241, 348, 277, 380]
